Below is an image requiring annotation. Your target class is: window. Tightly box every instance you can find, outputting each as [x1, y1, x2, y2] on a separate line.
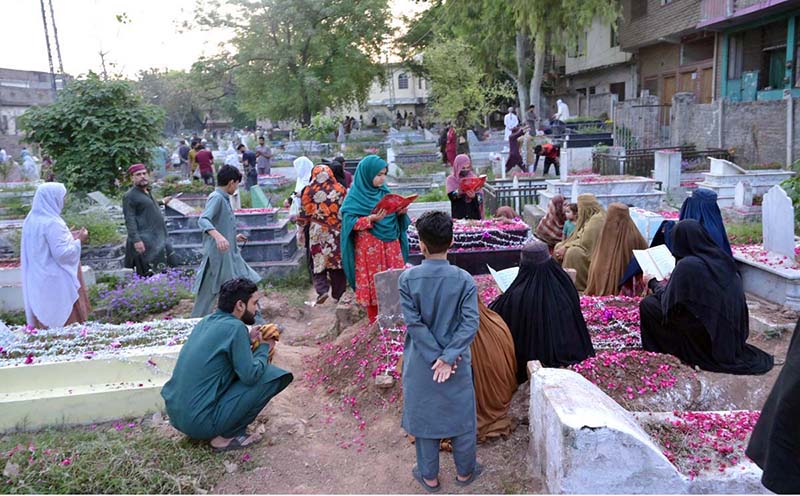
[661, 0, 673, 5]
[570, 32, 587, 57]
[418, 77, 424, 90]
[589, 86, 596, 95]
[610, 82, 627, 101]
[643, 77, 659, 97]
[610, 25, 619, 48]
[398, 73, 409, 90]
[631, 0, 648, 20]
[727, 34, 744, 80]
[681, 37, 714, 65]
[576, 88, 587, 96]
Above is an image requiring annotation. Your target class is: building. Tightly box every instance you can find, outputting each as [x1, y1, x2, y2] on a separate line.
[0, 68, 66, 156]
[565, 17, 638, 102]
[357, 62, 429, 125]
[618, 0, 716, 104]
[698, 0, 799, 101]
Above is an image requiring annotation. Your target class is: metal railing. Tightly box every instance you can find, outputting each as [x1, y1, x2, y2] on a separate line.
[592, 146, 733, 177]
[483, 178, 549, 215]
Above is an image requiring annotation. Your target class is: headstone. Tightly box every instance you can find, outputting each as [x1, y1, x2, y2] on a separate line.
[374, 268, 405, 326]
[762, 185, 795, 259]
[164, 198, 198, 217]
[250, 186, 270, 208]
[653, 151, 681, 192]
[423, 129, 436, 141]
[734, 181, 753, 208]
[87, 191, 113, 207]
[570, 180, 579, 202]
[229, 190, 242, 210]
[560, 152, 570, 182]
[709, 157, 746, 175]
[629, 207, 665, 244]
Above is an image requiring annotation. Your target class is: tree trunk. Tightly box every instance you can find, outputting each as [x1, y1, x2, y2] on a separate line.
[515, 32, 529, 114]
[529, 37, 546, 124]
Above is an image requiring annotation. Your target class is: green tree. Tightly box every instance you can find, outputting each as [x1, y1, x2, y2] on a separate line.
[194, 0, 393, 125]
[19, 74, 164, 193]
[135, 69, 205, 134]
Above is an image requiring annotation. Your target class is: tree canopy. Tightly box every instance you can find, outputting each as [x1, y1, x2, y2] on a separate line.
[195, 0, 393, 125]
[19, 74, 164, 193]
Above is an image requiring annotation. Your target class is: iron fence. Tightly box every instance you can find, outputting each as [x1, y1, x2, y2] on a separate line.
[614, 104, 672, 150]
[483, 178, 549, 215]
[592, 146, 734, 177]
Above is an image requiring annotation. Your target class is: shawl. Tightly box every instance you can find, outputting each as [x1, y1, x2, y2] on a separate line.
[340, 155, 410, 288]
[21, 183, 81, 328]
[534, 194, 566, 246]
[445, 154, 476, 194]
[555, 193, 604, 253]
[585, 203, 647, 296]
[679, 188, 732, 255]
[662, 220, 772, 374]
[293, 156, 314, 194]
[299, 165, 346, 229]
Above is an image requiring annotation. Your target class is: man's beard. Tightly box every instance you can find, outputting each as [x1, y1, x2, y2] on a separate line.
[241, 308, 256, 325]
[136, 180, 149, 188]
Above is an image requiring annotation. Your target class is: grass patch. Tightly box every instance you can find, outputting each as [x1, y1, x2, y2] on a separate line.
[0, 420, 251, 494]
[727, 222, 763, 245]
[398, 161, 444, 177]
[417, 186, 448, 202]
[0, 310, 26, 326]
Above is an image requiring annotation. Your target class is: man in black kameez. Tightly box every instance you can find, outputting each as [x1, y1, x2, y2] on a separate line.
[122, 163, 178, 276]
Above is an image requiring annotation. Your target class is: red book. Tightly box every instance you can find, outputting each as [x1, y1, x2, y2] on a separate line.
[372, 194, 418, 214]
[460, 175, 487, 194]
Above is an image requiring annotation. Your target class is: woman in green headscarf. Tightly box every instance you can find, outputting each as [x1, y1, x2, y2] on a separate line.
[340, 155, 411, 323]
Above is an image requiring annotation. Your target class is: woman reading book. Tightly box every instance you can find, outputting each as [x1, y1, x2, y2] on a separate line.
[341, 155, 411, 323]
[640, 219, 773, 375]
[446, 154, 483, 220]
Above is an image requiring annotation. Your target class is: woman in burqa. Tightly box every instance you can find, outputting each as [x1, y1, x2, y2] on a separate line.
[585, 203, 647, 296]
[746, 317, 800, 494]
[639, 219, 773, 375]
[490, 240, 595, 383]
[554, 193, 606, 291]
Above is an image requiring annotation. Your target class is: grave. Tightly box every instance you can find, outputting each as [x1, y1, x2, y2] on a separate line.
[406, 201, 451, 220]
[724, 181, 762, 223]
[0, 264, 96, 312]
[87, 191, 113, 208]
[696, 158, 794, 208]
[537, 176, 666, 211]
[732, 185, 800, 310]
[406, 219, 530, 274]
[257, 174, 291, 189]
[374, 268, 405, 328]
[629, 207, 666, 244]
[164, 207, 302, 278]
[249, 186, 271, 208]
[653, 150, 681, 193]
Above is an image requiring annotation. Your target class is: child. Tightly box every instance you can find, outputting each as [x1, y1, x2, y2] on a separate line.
[398, 211, 482, 492]
[562, 202, 578, 239]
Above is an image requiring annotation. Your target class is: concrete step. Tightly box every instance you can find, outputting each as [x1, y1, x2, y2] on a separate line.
[166, 209, 280, 230]
[172, 231, 298, 265]
[168, 219, 291, 245]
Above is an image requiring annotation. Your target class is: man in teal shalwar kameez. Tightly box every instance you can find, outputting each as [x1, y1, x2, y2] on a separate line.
[191, 165, 261, 318]
[162, 278, 293, 451]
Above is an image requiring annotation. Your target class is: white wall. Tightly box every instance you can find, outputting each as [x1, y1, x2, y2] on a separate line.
[565, 18, 632, 76]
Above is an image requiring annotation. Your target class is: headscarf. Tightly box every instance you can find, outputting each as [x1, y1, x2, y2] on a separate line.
[299, 165, 346, 228]
[558, 193, 604, 248]
[340, 155, 411, 289]
[534, 194, 566, 246]
[489, 240, 595, 381]
[21, 183, 81, 328]
[446, 154, 476, 194]
[495, 206, 518, 220]
[661, 219, 772, 374]
[293, 156, 314, 194]
[585, 203, 647, 296]
[678, 188, 732, 255]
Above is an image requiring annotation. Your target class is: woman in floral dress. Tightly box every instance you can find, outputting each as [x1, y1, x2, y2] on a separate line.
[340, 155, 411, 323]
[298, 165, 348, 304]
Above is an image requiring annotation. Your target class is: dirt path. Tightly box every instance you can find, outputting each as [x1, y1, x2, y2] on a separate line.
[211, 289, 541, 494]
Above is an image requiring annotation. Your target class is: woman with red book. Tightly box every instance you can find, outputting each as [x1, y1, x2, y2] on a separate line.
[446, 154, 483, 220]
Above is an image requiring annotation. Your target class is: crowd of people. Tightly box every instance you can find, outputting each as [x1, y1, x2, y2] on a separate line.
[15, 134, 798, 492]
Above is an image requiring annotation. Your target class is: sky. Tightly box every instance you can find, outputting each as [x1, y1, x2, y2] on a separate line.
[0, 0, 426, 79]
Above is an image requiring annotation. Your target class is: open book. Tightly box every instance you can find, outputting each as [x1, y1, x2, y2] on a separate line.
[632, 245, 676, 281]
[460, 175, 487, 194]
[488, 265, 519, 293]
[372, 193, 418, 215]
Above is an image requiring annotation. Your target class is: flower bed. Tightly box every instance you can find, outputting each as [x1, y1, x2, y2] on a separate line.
[95, 269, 193, 323]
[580, 295, 642, 350]
[408, 219, 530, 253]
[656, 210, 679, 220]
[0, 318, 197, 366]
[643, 410, 760, 478]
[732, 243, 800, 271]
[565, 174, 641, 184]
[474, 274, 501, 306]
[186, 207, 279, 217]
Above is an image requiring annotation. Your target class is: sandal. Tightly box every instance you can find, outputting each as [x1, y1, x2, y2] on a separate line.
[315, 293, 329, 305]
[211, 434, 262, 453]
[412, 465, 441, 493]
[454, 463, 484, 487]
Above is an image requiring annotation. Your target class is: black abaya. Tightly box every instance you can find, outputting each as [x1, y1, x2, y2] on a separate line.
[746, 318, 800, 493]
[639, 220, 773, 375]
[489, 244, 595, 382]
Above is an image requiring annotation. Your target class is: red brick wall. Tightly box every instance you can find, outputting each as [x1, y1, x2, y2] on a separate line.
[619, 0, 703, 51]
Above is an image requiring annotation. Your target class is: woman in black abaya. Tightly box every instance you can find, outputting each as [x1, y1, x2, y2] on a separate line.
[639, 219, 773, 375]
[746, 317, 800, 493]
[489, 240, 595, 383]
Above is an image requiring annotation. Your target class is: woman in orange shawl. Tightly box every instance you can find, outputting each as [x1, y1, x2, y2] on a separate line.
[585, 203, 648, 296]
[471, 300, 518, 442]
[298, 165, 348, 304]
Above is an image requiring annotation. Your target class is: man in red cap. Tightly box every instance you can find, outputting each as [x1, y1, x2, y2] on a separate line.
[122, 164, 178, 276]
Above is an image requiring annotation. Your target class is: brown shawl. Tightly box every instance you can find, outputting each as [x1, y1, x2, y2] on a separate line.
[471, 299, 518, 442]
[585, 203, 647, 296]
[535, 194, 566, 247]
[559, 194, 607, 291]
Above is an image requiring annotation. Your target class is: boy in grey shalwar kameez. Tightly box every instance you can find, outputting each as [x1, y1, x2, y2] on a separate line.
[398, 211, 482, 492]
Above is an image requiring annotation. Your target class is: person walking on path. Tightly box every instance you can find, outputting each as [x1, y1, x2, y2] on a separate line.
[503, 106, 518, 142]
[122, 164, 178, 276]
[255, 136, 272, 175]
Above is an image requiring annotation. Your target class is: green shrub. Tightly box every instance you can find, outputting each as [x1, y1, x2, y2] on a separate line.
[417, 186, 448, 202]
[61, 209, 124, 247]
[0, 310, 26, 326]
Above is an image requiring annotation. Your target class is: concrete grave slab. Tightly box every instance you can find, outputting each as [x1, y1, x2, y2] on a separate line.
[87, 191, 113, 207]
[654, 151, 681, 192]
[374, 268, 405, 327]
[762, 185, 795, 259]
[734, 181, 753, 208]
[164, 198, 198, 217]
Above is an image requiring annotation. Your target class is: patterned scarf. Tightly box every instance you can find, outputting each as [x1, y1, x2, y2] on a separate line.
[535, 194, 566, 246]
[299, 165, 347, 228]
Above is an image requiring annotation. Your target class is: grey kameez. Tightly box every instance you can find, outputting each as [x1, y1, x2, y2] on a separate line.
[398, 259, 480, 439]
[122, 186, 176, 276]
[191, 189, 261, 318]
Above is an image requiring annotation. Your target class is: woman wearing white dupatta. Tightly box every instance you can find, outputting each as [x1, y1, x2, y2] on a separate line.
[21, 183, 90, 329]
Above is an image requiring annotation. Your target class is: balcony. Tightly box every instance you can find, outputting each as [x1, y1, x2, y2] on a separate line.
[699, 0, 796, 28]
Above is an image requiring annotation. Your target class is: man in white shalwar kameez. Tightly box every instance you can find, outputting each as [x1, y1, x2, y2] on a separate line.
[503, 107, 519, 141]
